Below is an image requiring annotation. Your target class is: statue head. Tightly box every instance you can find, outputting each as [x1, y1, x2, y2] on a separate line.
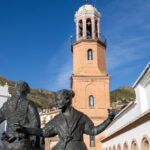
[14, 80, 30, 97]
[55, 89, 75, 109]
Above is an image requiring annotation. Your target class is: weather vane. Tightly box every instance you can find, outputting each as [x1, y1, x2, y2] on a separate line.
[85, 0, 96, 6]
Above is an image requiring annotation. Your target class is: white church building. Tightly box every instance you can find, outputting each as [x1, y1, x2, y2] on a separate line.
[0, 83, 11, 148]
[101, 62, 150, 150]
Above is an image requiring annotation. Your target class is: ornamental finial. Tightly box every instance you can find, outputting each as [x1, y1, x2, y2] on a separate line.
[86, 0, 88, 4]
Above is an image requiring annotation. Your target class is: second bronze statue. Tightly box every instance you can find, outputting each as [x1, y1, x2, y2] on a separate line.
[15, 89, 116, 150]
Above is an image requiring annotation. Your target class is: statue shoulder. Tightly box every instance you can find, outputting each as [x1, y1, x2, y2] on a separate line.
[75, 109, 92, 123]
[25, 98, 36, 107]
[53, 113, 61, 120]
[72, 107, 84, 117]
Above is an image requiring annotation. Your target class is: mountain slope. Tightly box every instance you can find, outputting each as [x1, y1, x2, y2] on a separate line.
[110, 85, 136, 108]
[0, 75, 136, 108]
[0, 75, 55, 108]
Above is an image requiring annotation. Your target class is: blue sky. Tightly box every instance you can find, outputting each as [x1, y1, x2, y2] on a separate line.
[0, 0, 149, 92]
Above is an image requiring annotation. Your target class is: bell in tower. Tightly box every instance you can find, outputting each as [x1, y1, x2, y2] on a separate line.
[75, 4, 101, 41]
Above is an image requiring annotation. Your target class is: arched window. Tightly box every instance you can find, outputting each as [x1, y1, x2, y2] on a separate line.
[88, 49, 93, 60]
[123, 142, 129, 150]
[113, 145, 116, 150]
[131, 140, 138, 150]
[79, 20, 83, 37]
[141, 136, 150, 150]
[117, 144, 121, 150]
[89, 95, 94, 107]
[86, 18, 92, 39]
[90, 136, 95, 147]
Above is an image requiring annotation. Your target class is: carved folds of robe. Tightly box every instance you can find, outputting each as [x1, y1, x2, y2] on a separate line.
[0, 95, 41, 150]
[42, 107, 96, 150]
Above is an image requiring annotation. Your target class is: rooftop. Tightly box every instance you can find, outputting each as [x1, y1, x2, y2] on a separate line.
[78, 4, 98, 13]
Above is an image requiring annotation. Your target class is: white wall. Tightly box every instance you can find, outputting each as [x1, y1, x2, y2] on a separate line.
[0, 83, 10, 147]
[106, 64, 150, 136]
[103, 120, 150, 149]
[134, 68, 150, 113]
[106, 102, 141, 136]
[102, 64, 150, 149]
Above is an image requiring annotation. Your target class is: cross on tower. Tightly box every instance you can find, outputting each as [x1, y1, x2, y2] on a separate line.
[86, 0, 88, 4]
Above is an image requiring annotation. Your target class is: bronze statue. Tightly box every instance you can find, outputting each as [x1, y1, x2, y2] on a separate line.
[0, 81, 41, 150]
[15, 89, 115, 150]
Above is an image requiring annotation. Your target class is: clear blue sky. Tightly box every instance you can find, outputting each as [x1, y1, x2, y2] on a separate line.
[0, 0, 150, 92]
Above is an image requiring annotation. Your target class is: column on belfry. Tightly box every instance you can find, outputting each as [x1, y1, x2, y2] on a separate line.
[83, 19, 87, 39]
[97, 18, 100, 39]
[76, 21, 79, 41]
[92, 18, 95, 39]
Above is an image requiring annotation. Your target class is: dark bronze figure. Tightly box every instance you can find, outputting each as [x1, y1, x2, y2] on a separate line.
[0, 81, 41, 150]
[15, 89, 116, 150]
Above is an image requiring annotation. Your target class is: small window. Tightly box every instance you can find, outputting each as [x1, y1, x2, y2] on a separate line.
[88, 49, 93, 60]
[89, 95, 94, 107]
[90, 136, 95, 147]
[42, 109, 46, 113]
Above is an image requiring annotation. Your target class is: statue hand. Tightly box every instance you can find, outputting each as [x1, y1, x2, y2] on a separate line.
[14, 123, 25, 133]
[1, 133, 16, 143]
[7, 136, 16, 143]
[108, 109, 116, 121]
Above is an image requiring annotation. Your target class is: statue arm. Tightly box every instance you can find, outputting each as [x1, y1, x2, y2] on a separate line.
[86, 117, 112, 136]
[24, 101, 41, 128]
[84, 109, 116, 136]
[20, 127, 43, 136]
[15, 119, 57, 137]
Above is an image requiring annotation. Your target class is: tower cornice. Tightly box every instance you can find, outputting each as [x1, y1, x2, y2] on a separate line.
[71, 39, 106, 52]
[71, 74, 111, 80]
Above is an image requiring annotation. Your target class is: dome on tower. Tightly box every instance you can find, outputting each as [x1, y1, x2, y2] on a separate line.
[78, 4, 98, 13]
[75, 4, 101, 19]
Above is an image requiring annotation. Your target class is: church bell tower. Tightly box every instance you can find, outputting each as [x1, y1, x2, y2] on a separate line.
[71, 3, 111, 150]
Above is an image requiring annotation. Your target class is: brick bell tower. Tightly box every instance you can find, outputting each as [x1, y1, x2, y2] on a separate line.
[71, 3, 111, 150]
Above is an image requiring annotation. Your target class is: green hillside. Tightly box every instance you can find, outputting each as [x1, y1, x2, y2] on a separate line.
[110, 85, 136, 108]
[0, 75, 55, 108]
[0, 75, 136, 108]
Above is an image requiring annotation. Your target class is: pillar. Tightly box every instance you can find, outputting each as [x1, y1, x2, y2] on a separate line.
[83, 19, 87, 39]
[92, 18, 95, 39]
[97, 18, 100, 39]
[76, 21, 79, 41]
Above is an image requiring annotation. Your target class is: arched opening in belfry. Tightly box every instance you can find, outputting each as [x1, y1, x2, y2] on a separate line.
[79, 20, 83, 38]
[86, 18, 92, 39]
[95, 20, 98, 38]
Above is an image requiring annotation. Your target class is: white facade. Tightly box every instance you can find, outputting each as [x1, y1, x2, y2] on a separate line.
[0, 83, 11, 108]
[0, 83, 11, 148]
[101, 63, 150, 150]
